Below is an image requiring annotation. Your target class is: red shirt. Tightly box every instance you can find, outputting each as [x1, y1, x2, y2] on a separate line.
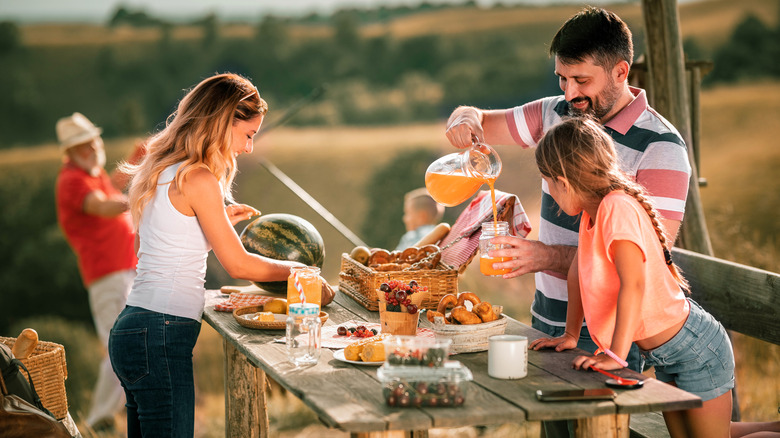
[56, 163, 137, 286]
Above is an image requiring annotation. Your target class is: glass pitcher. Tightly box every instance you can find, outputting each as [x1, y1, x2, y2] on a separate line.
[425, 142, 502, 207]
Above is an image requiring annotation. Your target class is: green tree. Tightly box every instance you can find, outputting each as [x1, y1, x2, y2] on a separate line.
[707, 14, 779, 84]
[0, 21, 20, 55]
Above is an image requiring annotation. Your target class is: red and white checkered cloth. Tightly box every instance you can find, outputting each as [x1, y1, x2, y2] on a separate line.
[213, 292, 276, 312]
[438, 189, 532, 268]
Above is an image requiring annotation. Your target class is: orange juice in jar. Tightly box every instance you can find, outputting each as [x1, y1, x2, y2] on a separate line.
[480, 256, 512, 276]
[287, 266, 322, 312]
[479, 221, 512, 276]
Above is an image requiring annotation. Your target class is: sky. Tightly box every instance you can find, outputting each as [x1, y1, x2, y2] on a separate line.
[0, 0, 642, 23]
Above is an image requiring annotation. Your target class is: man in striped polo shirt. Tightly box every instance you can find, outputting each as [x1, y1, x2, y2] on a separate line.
[445, 7, 691, 373]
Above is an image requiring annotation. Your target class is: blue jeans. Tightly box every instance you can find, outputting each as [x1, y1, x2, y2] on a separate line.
[532, 317, 644, 438]
[108, 306, 201, 438]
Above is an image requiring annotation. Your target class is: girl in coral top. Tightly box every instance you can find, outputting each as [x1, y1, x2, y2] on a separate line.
[529, 117, 734, 438]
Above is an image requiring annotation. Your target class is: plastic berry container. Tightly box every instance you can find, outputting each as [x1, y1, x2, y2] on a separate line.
[377, 360, 473, 408]
[382, 335, 452, 368]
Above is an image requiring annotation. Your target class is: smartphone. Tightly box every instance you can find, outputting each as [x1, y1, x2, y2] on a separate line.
[535, 388, 617, 402]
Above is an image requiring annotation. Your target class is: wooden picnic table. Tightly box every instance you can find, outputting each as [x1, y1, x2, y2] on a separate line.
[203, 288, 701, 438]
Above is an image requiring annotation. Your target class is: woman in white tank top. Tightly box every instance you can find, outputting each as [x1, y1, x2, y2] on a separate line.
[108, 73, 335, 438]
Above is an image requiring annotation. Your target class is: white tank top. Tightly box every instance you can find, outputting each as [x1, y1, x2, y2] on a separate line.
[127, 163, 211, 321]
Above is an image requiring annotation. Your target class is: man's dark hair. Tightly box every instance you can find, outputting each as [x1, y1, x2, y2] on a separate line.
[549, 6, 634, 70]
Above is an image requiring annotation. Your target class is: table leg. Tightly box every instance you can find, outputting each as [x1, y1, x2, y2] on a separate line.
[574, 413, 629, 438]
[224, 340, 269, 438]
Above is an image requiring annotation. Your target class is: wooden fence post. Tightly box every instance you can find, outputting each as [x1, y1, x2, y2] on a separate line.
[640, 0, 713, 256]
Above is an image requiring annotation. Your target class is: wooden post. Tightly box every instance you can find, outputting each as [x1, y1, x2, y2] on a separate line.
[224, 340, 269, 438]
[640, 0, 713, 256]
[574, 414, 629, 438]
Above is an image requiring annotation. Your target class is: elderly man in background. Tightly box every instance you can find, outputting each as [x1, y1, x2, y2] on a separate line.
[55, 112, 142, 431]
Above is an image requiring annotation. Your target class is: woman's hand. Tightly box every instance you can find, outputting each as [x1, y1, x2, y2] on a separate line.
[529, 332, 578, 352]
[572, 354, 624, 371]
[320, 277, 336, 307]
[226, 203, 260, 226]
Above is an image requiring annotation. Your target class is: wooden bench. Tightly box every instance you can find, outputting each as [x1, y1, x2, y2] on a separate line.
[630, 247, 780, 438]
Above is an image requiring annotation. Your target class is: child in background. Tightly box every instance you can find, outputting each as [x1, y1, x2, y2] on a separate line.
[528, 117, 734, 438]
[395, 188, 444, 250]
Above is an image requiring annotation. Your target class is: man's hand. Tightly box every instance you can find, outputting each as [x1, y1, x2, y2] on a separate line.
[226, 204, 260, 226]
[445, 106, 484, 149]
[487, 235, 576, 277]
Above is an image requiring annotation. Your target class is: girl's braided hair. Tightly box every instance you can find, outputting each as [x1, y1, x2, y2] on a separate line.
[535, 116, 689, 292]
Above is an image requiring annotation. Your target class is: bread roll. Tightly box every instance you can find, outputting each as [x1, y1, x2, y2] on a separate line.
[413, 223, 451, 247]
[12, 328, 38, 359]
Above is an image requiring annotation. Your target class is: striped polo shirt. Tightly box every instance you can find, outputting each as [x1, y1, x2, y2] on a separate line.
[504, 87, 691, 327]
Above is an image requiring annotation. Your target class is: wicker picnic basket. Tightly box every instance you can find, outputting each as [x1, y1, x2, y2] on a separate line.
[1, 336, 69, 420]
[339, 254, 463, 312]
[339, 197, 519, 312]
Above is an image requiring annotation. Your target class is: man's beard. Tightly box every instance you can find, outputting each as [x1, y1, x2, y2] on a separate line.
[71, 147, 105, 177]
[567, 79, 621, 120]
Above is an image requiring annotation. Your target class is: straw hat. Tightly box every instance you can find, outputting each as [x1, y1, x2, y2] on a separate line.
[56, 112, 102, 152]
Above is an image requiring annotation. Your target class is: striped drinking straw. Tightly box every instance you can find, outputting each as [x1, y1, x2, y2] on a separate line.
[293, 269, 306, 304]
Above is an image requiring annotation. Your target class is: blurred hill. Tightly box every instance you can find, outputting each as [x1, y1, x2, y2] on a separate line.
[0, 0, 777, 147]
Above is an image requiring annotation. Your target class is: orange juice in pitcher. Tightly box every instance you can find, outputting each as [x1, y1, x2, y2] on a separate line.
[425, 142, 502, 208]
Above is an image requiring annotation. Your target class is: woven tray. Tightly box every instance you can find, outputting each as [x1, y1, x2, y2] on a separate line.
[233, 305, 328, 330]
[339, 254, 459, 312]
[426, 305, 507, 354]
[0, 336, 69, 420]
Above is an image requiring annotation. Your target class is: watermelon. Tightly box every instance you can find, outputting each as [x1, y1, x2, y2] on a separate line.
[239, 213, 325, 294]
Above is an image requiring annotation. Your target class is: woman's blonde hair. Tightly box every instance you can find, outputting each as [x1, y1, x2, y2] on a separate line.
[122, 73, 268, 227]
[535, 117, 689, 292]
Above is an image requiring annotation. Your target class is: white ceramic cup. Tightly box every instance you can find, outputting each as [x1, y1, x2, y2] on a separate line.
[488, 335, 528, 379]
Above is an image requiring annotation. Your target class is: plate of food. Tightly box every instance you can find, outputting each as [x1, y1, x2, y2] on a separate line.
[333, 349, 383, 366]
[233, 304, 328, 330]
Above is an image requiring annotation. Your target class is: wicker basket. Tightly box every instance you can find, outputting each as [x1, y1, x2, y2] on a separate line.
[429, 305, 507, 354]
[339, 254, 458, 311]
[0, 336, 69, 420]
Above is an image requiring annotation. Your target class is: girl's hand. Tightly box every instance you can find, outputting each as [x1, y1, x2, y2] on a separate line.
[529, 332, 578, 352]
[572, 354, 624, 371]
[226, 204, 260, 226]
[319, 277, 335, 307]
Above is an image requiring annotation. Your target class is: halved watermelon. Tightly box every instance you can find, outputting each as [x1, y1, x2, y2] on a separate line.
[239, 213, 325, 293]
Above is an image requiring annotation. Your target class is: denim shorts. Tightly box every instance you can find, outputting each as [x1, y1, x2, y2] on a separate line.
[640, 298, 734, 401]
[108, 305, 201, 438]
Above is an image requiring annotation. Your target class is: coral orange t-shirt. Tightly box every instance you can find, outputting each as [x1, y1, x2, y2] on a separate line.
[578, 191, 689, 352]
[56, 163, 137, 286]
